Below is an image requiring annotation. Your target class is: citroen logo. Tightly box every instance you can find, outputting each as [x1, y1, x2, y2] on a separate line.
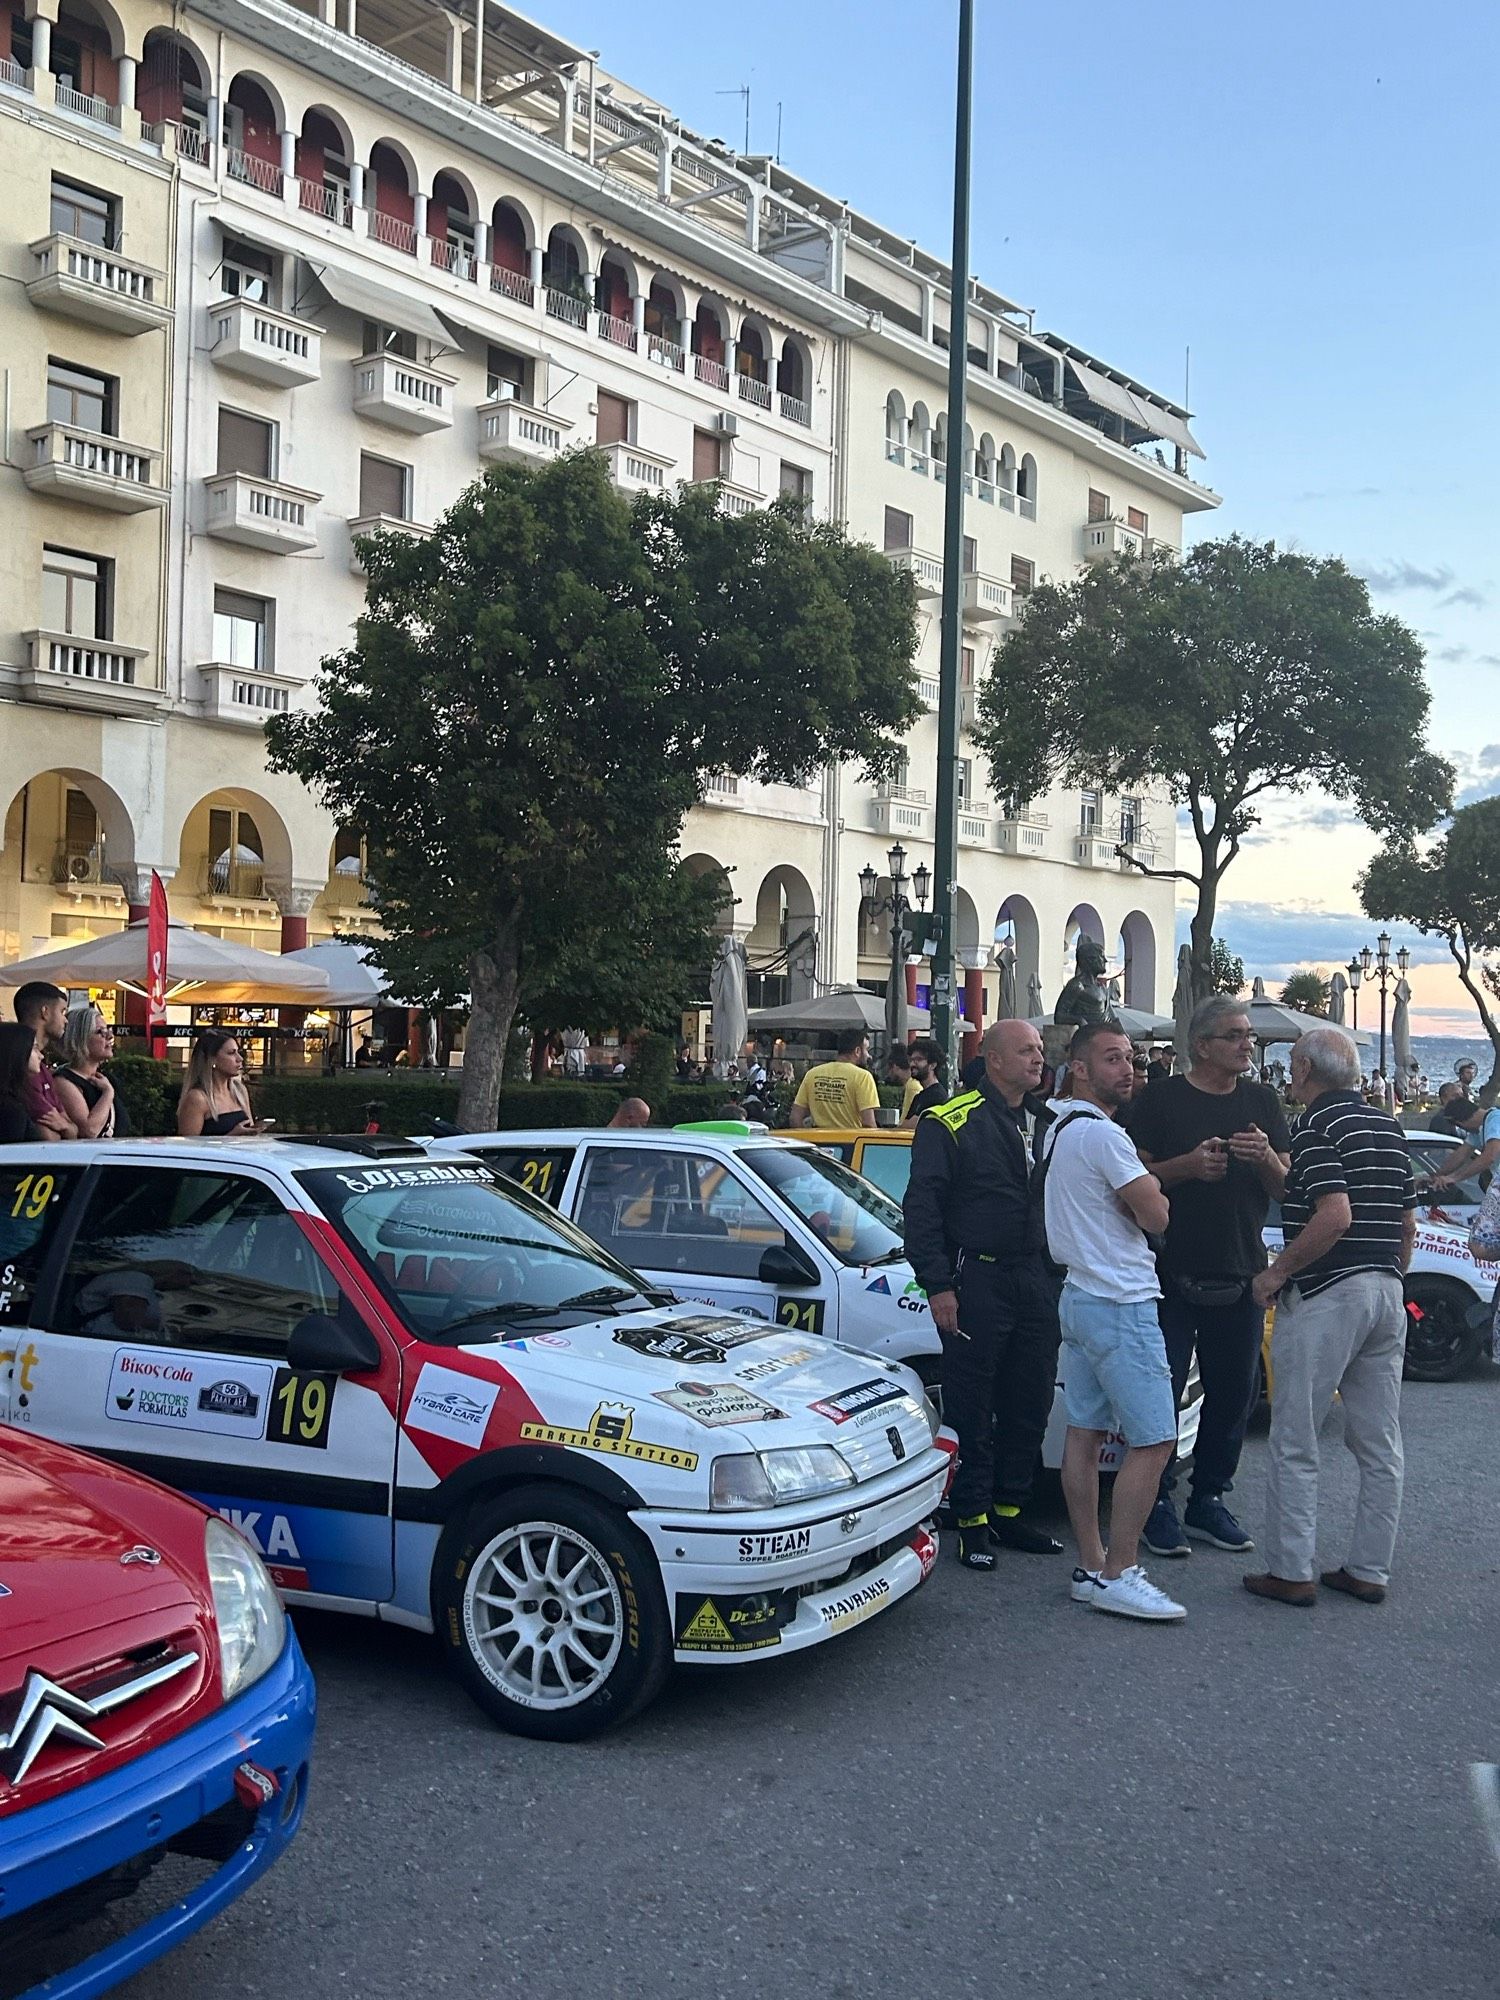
[119, 1546, 162, 1567]
[0, 1651, 199, 1784]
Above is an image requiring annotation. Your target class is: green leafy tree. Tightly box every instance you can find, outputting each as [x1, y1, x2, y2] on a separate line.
[1360, 796, 1500, 1096]
[974, 536, 1452, 1003]
[1210, 937, 1245, 996]
[268, 452, 919, 1127]
[1280, 969, 1330, 1016]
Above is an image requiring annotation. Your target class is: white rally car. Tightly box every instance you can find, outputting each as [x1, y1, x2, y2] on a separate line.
[428, 1123, 1202, 1475]
[0, 1136, 946, 1741]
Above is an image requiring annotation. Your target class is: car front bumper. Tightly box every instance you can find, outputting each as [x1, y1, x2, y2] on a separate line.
[0, 1627, 315, 2000]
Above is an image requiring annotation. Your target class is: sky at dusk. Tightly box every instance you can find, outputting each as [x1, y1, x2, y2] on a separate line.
[545, 1, 1497, 1034]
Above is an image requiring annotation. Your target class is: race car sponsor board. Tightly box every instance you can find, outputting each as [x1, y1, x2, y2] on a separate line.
[674, 1588, 797, 1653]
[652, 1379, 789, 1428]
[105, 1348, 274, 1439]
[520, 1402, 700, 1471]
[808, 1377, 912, 1427]
[406, 1362, 501, 1445]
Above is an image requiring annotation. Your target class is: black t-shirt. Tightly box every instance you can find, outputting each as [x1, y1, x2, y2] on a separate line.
[0, 1099, 31, 1143]
[907, 1081, 947, 1119]
[1126, 1074, 1293, 1277]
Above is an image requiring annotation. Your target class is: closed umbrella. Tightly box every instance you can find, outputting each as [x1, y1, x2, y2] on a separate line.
[997, 940, 1017, 1021]
[561, 1028, 589, 1078]
[1327, 970, 1348, 1026]
[1172, 945, 1195, 1066]
[0, 920, 331, 1005]
[1026, 971, 1044, 1022]
[1392, 977, 1413, 1080]
[709, 934, 749, 1078]
[883, 942, 909, 1057]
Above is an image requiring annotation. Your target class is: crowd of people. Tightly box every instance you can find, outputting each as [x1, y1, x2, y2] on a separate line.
[0, 982, 268, 1143]
[903, 999, 1499, 1624]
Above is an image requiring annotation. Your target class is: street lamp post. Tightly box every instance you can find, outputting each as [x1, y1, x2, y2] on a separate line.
[859, 843, 930, 1036]
[1346, 956, 1363, 1034]
[1354, 933, 1411, 1085]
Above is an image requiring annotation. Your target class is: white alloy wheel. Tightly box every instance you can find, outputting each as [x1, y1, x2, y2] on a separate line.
[462, 1520, 624, 1710]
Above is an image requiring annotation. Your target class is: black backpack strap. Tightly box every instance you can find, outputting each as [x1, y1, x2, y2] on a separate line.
[1026, 1109, 1098, 1267]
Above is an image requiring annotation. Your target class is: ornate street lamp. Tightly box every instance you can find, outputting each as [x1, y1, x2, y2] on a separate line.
[1346, 956, 1363, 1034]
[858, 847, 930, 1026]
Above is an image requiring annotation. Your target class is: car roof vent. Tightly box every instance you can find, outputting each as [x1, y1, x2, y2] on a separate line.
[270, 1133, 432, 1159]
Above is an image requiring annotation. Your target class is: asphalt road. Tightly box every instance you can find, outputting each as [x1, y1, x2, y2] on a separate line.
[125, 1368, 1500, 2000]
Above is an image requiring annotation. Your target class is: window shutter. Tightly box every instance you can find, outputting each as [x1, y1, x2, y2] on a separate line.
[692, 430, 721, 483]
[217, 409, 272, 478]
[596, 392, 631, 445]
[359, 454, 408, 520]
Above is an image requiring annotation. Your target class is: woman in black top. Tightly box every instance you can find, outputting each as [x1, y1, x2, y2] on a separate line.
[178, 1029, 264, 1137]
[0, 1024, 42, 1143]
[54, 1004, 129, 1138]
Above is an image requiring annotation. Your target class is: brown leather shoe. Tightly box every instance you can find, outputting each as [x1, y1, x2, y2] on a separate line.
[1243, 1572, 1317, 1607]
[1321, 1567, 1387, 1605]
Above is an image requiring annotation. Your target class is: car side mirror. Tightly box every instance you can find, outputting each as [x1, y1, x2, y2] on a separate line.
[759, 1242, 819, 1288]
[286, 1312, 381, 1376]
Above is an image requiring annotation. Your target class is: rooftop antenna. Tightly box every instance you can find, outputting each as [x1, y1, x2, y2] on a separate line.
[1185, 344, 1191, 407]
[775, 100, 783, 163]
[717, 82, 750, 155]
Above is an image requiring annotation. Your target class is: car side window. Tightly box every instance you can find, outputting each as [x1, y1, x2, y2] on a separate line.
[575, 1148, 787, 1280]
[855, 1145, 913, 1202]
[56, 1168, 341, 1360]
[471, 1148, 574, 1208]
[0, 1165, 79, 1326]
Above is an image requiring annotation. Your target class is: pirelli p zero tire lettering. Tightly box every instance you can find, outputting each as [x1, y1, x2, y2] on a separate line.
[434, 1483, 671, 1741]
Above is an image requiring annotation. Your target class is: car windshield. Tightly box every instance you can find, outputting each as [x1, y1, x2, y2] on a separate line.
[1407, 1143, 1485, 1206]
[740, 1145, 906, 1266]
[301, 1161, 656, 1341]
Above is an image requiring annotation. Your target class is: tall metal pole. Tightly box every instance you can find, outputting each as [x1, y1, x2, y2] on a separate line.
[929, 0, 974, 1069]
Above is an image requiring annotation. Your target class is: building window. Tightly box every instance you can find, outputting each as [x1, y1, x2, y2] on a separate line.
[957, 757, 973, 803]
[962, 533, 978, 573]
[485, 344, 531, 403]
[50, 176, 116, 247]
[1080, 788, 1101, 834]
[358, 453, 410, 522]
[1127, 505, 1148, 534]
[1087, 488, 1110, 523]
[692, 429, 722, 483]
[207, 806, 264, 897]
[1119, 795, 1143, 844]
[595, 391, 632, 446]
[779, 462, 812, 502]
[47, 359, 114, 433]
[217, 408, 274, 479]
[361, 320, 418, 361]
[961, 643, 975, 689]
[1010, 555, 1035, 594]
[218, 235, 275, 305]
[213, 588, 270, 672]
[884, 505, 913, 552]
[42, 546, 109, 637]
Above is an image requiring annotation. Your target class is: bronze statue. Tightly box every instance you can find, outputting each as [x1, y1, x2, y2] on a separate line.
[1055, 934, 1118, 1028]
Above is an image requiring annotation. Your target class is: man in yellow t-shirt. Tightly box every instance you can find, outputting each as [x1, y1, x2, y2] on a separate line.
[789, 1029, 881, 1129]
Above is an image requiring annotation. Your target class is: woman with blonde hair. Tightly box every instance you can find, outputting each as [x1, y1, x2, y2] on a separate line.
[177, 1029, 264, 1137]
[54, 1004, 127, 1137]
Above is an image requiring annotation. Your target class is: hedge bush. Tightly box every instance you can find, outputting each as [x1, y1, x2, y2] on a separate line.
[104, 1054, 176, 1136]
[250, 1075, 740, 1135]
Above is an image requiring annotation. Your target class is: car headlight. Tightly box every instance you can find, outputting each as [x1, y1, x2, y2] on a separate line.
[710, 1445, 856, 1510]
[205, 1518, 287, 1701]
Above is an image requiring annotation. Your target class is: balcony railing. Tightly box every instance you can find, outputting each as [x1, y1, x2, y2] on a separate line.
[736, 371, 772, 410]
[26, 632, 146, 684]
[779, 392, 811, 426]
[52, 842, 118, 888]
[694, 354, 729, 390]
[545, 286, 588, 327]
[203, 470, 319, 552]
[27, 234, 169, 332]
[885, 439, 905, 467]
[24, 422, 166, 512]
[884, 547, 943, 599]
[917, 675, 941, 709]
[204, 858, 268, 901]
[226, 147, 283, 196]
[647, 334, 685, 372]
[144, 118, 211, 165]
[478, 398, 570, 465]
[299, 177, 351, 225]
[702, 772, 743, 806]
[209, 296, 321, 386]
[430, 237, 476, 280]
[604, 439, 673, 494]
[1019, 494, 1037, 520]
[323, 867, 372, 909]
[490, 264, 534, 306]
[55, 81, 118, 125]
[961, 571, 1013, 622]
[877, 783, 929, 805]
[351, 352, 456, 433]
[367, 207, 417, 254]
[0, 54, 26, 87]
[598, 311, 637, 350]
[1083, 518, 1145, 563]
[194, 661, 300, 725]
[995, 809, 1049, 855]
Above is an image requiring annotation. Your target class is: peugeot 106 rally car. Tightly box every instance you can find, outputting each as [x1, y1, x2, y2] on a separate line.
[0, 1137, 946, 1741]
[0, 1421, 311, 1999]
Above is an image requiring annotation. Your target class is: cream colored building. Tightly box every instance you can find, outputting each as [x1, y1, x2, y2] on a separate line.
[0, 0, 1218, 1039]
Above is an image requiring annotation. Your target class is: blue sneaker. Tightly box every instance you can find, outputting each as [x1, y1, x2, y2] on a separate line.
[1184, 1494, 1255, 1552]
[1143, 1496, 1191, 1559]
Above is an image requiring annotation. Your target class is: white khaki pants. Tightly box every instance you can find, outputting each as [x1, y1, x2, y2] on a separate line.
[1263, 1270, 1407, 1586]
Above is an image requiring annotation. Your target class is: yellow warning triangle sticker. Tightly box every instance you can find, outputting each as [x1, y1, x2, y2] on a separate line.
[679, 1599, 734, 1645]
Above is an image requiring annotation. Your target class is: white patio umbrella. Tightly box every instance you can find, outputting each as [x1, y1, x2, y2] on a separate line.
[709, 934, 749, 1078]
[1028, 1005, 1175, 1042]
[1245, 995, 1371, 1049]
[0, 920, 332, 1006]
[748, 987, 930, 1036]
[281, 939, 392, 1008]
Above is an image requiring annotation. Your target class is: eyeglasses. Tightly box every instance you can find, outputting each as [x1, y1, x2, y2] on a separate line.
[1207, 1031, 1255, 1044]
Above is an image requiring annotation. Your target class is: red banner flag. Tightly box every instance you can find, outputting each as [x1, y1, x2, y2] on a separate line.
[146, 870, 168, 1054]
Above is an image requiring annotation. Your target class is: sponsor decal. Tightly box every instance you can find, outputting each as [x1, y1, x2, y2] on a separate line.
[819, 1575, 891, 1633]
[613, 1325, 734, 1367]
[0, 1582, 10, 1600]
[499, 1333, 571, 1352]
[267, 1370, 334, 1450]
[406, 1363, 500, 1446]
[334, 1162, 493, 1195]
[734, 1347, 814, 1383]
[1, 1340, 40, 1422]
[652, 1379, 788, 1429]
[215, 1504, 309, 1592]
[886, 1424, 906, 1463]
[674, 1589, 794, 1653]
[897, 1280, 929, 1316]
[737, 1527, 812, 1563]
[106, 1350, 272, 1439]
[865, 1274, 893, 1295]
[911, 1526, 939, 1578]
[520, 1402, 699, 1472]
[808, 1377, 911, 1427]
[666, 1313, 770, 1350]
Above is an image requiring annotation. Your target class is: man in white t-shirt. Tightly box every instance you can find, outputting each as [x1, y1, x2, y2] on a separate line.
[1042, 1021, 1183, 1622]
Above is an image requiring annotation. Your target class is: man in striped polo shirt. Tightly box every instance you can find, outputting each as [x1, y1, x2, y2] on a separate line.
[1245, 1027, 1416, 1606]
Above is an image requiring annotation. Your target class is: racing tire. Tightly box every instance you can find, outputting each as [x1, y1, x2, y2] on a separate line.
[434, 1484, 672, 1741]
[1402, 1278, 1484, 1383]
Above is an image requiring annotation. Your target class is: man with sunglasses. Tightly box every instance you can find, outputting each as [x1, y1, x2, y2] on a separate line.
[1127, 994, 1292, 1558]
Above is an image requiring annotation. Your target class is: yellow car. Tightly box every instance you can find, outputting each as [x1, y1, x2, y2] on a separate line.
[792, 1127, 916, 1203]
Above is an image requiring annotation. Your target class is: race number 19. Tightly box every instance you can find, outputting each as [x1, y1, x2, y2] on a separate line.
[268, 1370, 334, 1449]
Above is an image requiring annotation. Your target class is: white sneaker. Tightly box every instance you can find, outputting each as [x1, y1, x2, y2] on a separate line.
[1090, 1565, 1186, 1622]
[1070, 1566, 1102, 1604]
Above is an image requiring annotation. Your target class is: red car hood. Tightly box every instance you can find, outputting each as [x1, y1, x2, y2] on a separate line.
[0, 1429, 221, 1814]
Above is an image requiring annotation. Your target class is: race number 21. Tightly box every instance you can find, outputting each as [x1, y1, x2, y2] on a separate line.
[776, 1297, 826, 1336]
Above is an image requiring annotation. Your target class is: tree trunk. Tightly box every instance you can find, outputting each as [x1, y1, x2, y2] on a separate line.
[1452, 951, 1500, 1106]
[458, 930, 522, 1131]
[1188, 835, 1223, 1006]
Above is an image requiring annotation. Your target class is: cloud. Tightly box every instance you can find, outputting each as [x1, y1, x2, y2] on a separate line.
[1431, 644, 1500, 668]
[1292, 485, 1383, 503]
[1453, 742, 1500, 810]
[1179, 900, 1457, 984]
[1440, 585, 1488, 610]
[1357, 560, 1459, 595]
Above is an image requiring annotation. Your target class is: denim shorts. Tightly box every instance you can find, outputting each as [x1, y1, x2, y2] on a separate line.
[1059, 1283, 1176, 1447]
